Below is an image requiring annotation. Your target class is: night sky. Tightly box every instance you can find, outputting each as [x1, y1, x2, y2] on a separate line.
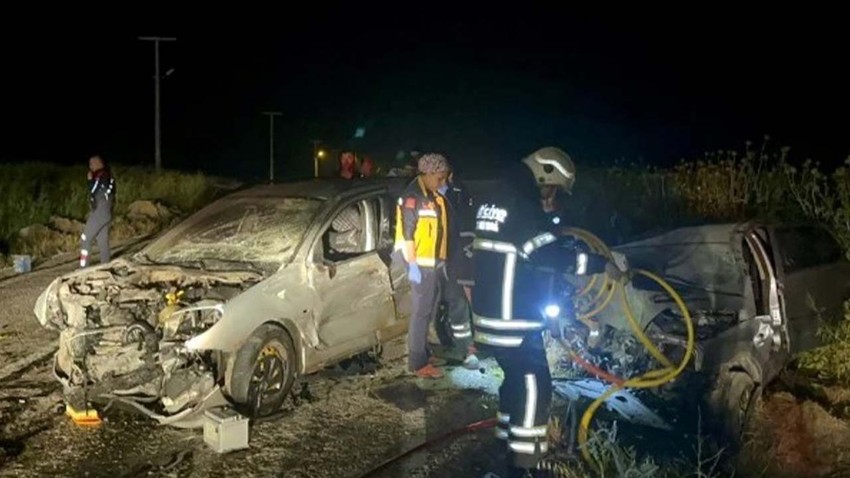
[3, 9, 846, 180]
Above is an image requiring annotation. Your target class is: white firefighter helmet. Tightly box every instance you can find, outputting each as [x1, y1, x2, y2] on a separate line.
[522, 146, 576, 193]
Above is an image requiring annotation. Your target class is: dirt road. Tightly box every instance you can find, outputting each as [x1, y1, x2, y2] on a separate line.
[8, 259, 850, 478]
[0, 260, 510, 478]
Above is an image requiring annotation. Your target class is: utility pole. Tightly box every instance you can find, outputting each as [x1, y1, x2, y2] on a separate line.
[138, 36, 176, 173]
[263, 112, 282, 182]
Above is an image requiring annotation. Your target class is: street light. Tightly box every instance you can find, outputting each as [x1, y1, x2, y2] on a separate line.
[312, 140, 325, 178]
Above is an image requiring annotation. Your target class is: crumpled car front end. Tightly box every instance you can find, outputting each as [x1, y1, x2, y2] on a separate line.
[34, 258, 264, 427]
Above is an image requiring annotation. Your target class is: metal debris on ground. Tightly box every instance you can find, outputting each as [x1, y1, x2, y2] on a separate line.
[553, 379, 671, 430]
[203, 407, 250, 453]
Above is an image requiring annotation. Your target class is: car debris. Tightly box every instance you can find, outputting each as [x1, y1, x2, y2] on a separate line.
[552, 378, 670, 430]
[203, 407, 250, 453]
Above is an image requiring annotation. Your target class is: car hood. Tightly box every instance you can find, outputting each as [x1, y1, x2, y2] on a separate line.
[34, 258, 266, 331]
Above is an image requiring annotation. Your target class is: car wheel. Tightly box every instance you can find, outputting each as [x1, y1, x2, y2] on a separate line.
[720, 372, 759, 443]
[226, 324, 296, 417]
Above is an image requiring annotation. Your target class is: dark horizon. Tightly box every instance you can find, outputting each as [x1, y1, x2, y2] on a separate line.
[3, 10, 847, 180]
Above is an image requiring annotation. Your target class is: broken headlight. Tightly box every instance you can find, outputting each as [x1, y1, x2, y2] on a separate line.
[160, 302, 225, 340]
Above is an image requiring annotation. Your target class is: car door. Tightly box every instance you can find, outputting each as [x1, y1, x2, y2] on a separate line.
[378, 194, 412, 323]
[770, 225, 850, 353]
[743, 228, 789, 380]
[311, 196, 396, 349]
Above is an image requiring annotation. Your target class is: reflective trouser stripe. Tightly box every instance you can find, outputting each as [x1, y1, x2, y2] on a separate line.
[496, 412, 510, 440]
[510, 425, 548, 438]
[509, 441, 549, 454]
[474, 332, 523, 347]
[452, 324, 472, 339]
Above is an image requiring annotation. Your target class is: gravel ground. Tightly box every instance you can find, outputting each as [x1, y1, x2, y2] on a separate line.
[0, 259, 511, 478]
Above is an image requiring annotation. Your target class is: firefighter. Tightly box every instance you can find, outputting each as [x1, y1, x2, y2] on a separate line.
[439, 171, 480, 369]
[80, 154, 116, 268]
[394, 153, 450, 378]
[471, 147, 614, 477]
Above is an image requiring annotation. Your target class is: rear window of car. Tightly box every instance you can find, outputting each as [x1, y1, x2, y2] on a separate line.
[774, 225, 843, 273]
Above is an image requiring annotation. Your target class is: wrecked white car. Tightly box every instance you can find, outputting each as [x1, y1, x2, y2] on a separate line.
[34, 180, 411, 427]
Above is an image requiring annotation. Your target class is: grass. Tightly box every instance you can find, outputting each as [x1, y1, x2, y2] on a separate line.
[796, 301, 850, 385]
[541, 414, 729, 478]
[0, 162, 224, 266]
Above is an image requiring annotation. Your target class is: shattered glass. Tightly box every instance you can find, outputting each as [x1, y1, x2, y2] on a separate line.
[143, 197, 323, 270]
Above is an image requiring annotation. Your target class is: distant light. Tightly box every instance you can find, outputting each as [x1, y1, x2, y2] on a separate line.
[318, 150, 326, 158]
[544, 304, 560, 319]
[552, 216, 561, 225]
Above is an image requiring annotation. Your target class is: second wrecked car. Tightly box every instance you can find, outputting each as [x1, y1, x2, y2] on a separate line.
[554, 221, 850, 438]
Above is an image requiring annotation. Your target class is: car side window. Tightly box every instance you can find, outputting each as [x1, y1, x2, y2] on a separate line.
[376, 196, 394, 252]
[318, 199, 379, 263]
[775, 226, 842, 273]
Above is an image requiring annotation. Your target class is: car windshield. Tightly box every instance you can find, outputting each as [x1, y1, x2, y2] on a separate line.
[140, 197, 323, 271]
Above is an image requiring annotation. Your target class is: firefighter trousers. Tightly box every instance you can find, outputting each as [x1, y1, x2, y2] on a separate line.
[441, 267, 473, 351]
[492, 332, 553, 469]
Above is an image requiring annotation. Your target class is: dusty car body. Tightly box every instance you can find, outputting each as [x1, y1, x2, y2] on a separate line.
[34, 179, 413, 427]
[561, 221, 850, 437]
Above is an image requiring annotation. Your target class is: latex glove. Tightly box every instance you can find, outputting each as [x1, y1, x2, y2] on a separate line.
[408, 263, 422, 284]
[437, 184, 449, 195]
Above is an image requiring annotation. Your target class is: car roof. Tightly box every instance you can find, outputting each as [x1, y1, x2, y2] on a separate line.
[226, 178, 410, 201]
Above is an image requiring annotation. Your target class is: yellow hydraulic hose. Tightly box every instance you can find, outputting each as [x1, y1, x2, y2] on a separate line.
[559, 228, 617, 328]
[577, 270, 694, 469]
[577, 271, 598, 297]
[559, 229, 695, 470]
[619, 281, 675, 369]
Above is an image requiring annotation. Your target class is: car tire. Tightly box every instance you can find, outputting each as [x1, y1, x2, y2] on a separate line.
[225, 324, 296, 417]
[719, 372, 759, 444]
